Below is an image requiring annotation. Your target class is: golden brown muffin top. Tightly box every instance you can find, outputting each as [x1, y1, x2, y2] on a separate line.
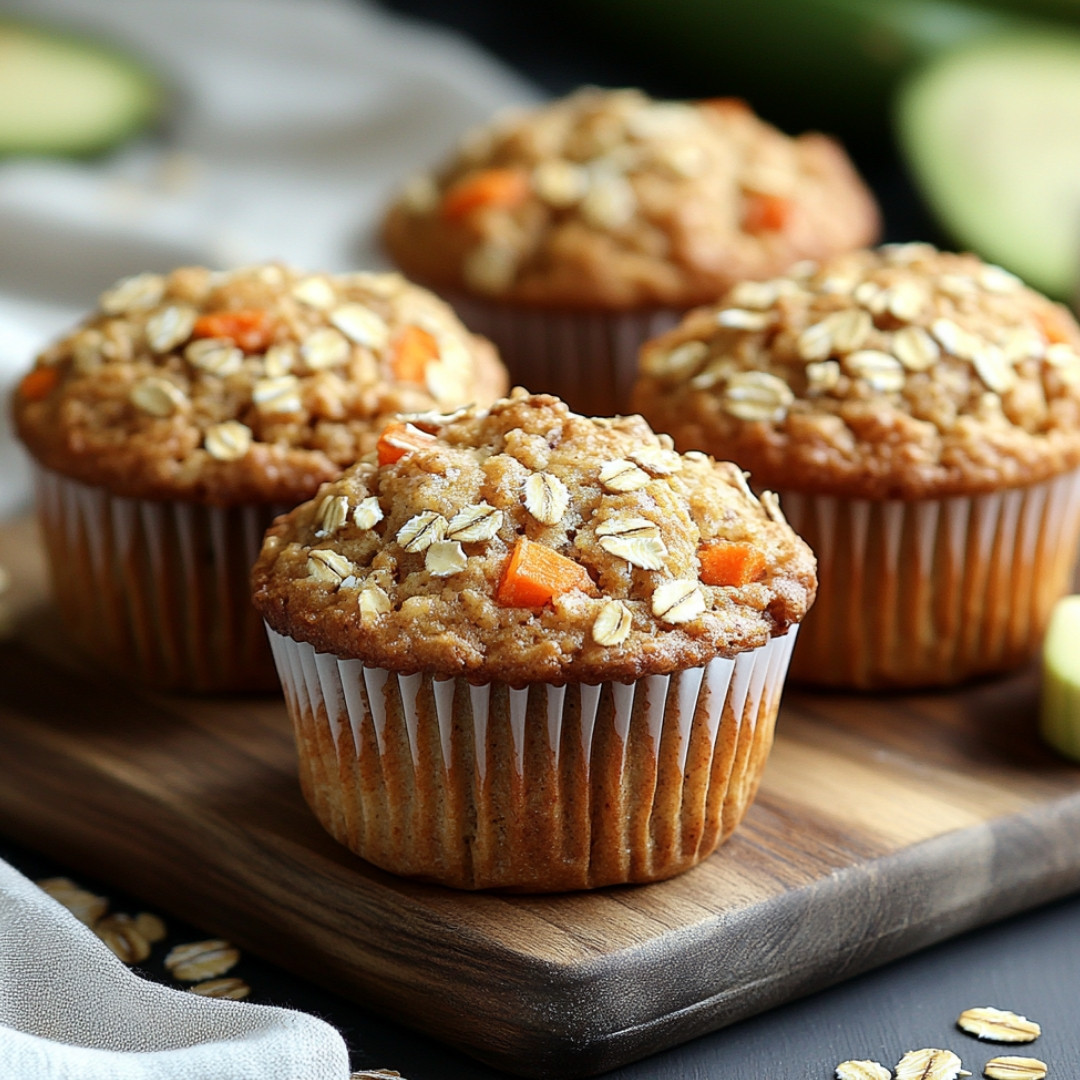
[14, 263, 508, 505]
[252, 391, 816, 685]
[382, 87, 880, 310]
[632, 245, 1080, 499]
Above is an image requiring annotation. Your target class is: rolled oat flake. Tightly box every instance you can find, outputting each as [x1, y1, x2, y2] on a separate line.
[165, 939, 241, 981]
[835, 1060, 892, 1080]
[957, 1007, 1042, 1043]
[895, 1048, 966, 1080]
[982, 1057, 1048, 1080]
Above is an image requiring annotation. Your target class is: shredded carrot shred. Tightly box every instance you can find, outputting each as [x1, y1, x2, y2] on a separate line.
[390, 325, 439, 383]
[741, 191, 792, 234]
[18, 366, 60, 402]
[192, 309, 276, 353]
[441, 168, 530, 222]
[376, 421, 437, 466]
[699, 541, 767, 587]
[496, 538, 595, 607]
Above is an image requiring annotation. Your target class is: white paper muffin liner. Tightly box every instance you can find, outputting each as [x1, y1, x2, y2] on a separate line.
[447, 293, 681, 416]
[34, 467, 286, 692]
[266, 625, 797, 892]
[781, 467, 1080, 688]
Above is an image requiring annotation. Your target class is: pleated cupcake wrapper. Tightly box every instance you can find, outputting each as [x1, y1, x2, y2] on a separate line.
[267, 626, 797, 892]
[447, 293, 681, 416]
[34, 467, 286, 692]
[781, 467, 1080, 689]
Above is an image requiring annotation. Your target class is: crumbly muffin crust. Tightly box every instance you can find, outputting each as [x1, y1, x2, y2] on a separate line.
[252, 391, 816, 684]
[14, 264, 507, 504]
[632, 245, 1080, 499]
[382, 87, 879, 310]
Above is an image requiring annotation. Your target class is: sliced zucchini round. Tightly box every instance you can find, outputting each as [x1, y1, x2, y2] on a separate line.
[897, 32, 1080, 299]
[1041, 595, 1080, 762]
[0, 20, 163, 156]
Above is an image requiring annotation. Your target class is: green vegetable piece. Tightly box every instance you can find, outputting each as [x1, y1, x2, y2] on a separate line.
[0, 20, 163, 156]
[578, 0, 1019, 134]
[898, 31, 1080, 299]
[1041, 595, 1080, 761]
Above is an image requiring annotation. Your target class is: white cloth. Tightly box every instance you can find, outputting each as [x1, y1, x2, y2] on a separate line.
[0, 857, 350, 1078]
[0, 0, 536, 1072]
[0, 0, 537, 516]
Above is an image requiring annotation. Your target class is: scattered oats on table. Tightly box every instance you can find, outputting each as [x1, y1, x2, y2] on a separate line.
[95, 913, 151, 965]
[982, 1056, 1048, 1080]
[835, 1059, 892, 1080]
[895, 1048, 967, 1080]
[957, 1007, 1042, 1044]
[36, 876, 108, 927]
[133, 911, 168, 944]
[164, 939, 241, 981]
[189, 977, 251, 1000]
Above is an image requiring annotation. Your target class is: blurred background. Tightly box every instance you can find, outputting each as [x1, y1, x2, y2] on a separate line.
[1, 0, 1079, 513]
[377, 0, 1080, 284]
[376, 0, 947, 242]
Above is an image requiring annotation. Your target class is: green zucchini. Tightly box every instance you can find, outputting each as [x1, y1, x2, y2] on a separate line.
[577, 0, 1022, 133]
[0, 20, 163, 156]
[979, 0, 1080, 21]
[897, 31, 1080, 298]
[1041, 596, 1080, 762]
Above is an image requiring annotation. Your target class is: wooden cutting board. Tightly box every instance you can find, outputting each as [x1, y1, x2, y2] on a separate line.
[2, 514, 1080, 1078]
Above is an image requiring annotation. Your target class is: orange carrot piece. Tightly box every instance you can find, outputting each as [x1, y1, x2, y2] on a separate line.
[496, 538, 595, 608]
[741, 191, 792, 234]
[1037, 304, 1075, 346]
[376, 421, 437, 466]
[698, 96, 752, 117]
[390, 325, 439, 383]
[699, 541, 766, 587]
[192, 309, 276, 353]
[441, 167, 530, 222]
[18, 366, 60, 402]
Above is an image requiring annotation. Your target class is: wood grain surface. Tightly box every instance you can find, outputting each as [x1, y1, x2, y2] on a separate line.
[1, 514, 1079, 1078]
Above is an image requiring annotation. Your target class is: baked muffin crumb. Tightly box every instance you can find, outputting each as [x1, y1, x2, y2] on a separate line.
[383, 87, 880, 310]
[252, 391, 816, 684]
[633, 245, 1080, 498]
[15, 264, 507, 504]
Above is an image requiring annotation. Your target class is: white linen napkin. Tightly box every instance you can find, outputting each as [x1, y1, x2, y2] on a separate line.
[0, 0, 536, 1071]
[0, 857, 351, 1078]
[0, 0, 537, 516]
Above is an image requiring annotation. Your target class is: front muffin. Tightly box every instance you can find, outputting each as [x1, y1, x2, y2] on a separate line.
[383, 87, 879, 414]
[632, 244, 1080, 688]
[13, 263, 508, 691]
[252, 391, 816, 891]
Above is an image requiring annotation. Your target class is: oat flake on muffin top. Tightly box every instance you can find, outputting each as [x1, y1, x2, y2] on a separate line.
[13, 263, 507, 504]
[252, 391, 816, 685]
[382, 87, 879, 310]
[632, 244, 1080, 499]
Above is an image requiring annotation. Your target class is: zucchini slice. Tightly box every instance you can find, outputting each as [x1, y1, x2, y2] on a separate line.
[897, 32, 1080, 298]
[0, 20, 162, 156]
[1041, 595, 1080, 762]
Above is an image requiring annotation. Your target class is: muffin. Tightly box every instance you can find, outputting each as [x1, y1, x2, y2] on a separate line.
[382, 87, 880, 416]
[632, 244, 1080, 688]
[13, 263, 508, 691]
[251, 390, 816, 891]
